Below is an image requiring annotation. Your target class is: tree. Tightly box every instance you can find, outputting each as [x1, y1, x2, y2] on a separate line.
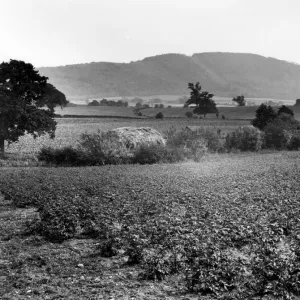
[178, 95, 189, 104]
[132, 97, 143, 104]
[277, 105, 294, 116]
[0, 59, 68, 155]
[251, 104, 277, 130]
[100, 98, 109, 106]
[294, 99, 300, 107]
[185, 82, 218, 117]
[232, 95, 246, 106]
[155, 112, 164, 119]
[88, 100, 100, 106]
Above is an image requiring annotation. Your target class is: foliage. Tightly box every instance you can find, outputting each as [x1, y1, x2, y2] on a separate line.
[263, 114, 300, 149]
[37, 194, 97, 242]
[88, 100, 100, 106]
[278, 105, 294, 116]
[37, 146, 85, 166]
[155, 112, 164, 119]
[287, 133, 300, 150]
[185, 82, 218, 117]
[185, 111, 193, 118]
[133, 144, 168, 165]
[1, 154, 300, 298]
[0, 60, 67, 154]
[225, 126, 263, 152]
[295, 99, 300, 107]
[232, 95, 246, 106]
[251, 104, 277, 130]
[98, 99, 128, 107]
[38, 131, 133, 166]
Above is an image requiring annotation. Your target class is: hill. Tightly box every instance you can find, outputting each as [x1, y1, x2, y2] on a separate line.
[39, 52, 300, 101]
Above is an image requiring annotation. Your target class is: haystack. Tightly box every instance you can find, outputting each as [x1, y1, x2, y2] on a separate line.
[106, 127, 166, 150]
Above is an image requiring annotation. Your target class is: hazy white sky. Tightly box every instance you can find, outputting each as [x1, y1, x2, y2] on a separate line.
[1, 0, 300, 67]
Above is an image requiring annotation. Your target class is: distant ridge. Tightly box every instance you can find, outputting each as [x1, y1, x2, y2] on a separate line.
[38, 52, 300, 101]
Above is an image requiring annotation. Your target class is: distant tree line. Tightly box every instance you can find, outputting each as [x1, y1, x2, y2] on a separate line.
[88, 99, 128, 107]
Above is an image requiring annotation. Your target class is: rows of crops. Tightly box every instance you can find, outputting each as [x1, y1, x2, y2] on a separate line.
[1, 152, 300, 298]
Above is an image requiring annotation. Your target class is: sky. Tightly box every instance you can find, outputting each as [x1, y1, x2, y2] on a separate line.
[1, 0, 300, 67]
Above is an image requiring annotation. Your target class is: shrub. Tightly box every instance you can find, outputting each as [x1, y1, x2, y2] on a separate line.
[38, 131, 134, 166]
[155, 112, 164, 119]
[287, 133, 300, 150]
[78, 131, 133, 165]
[165, 127, 221, 157]
[263, 114, 300, 150]
[185, 111, 193, 118]
[225, 127, 263, 152]
[38, 146, 85, 166]
[133, 144, 167, 165]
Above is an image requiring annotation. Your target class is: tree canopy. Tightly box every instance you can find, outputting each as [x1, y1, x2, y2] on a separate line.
[232, 95, 246, 106]
[277, 105, 294, 116]
[185, 82, 218, 117]
[0, 59, 68, 154]
[251, 104, 278, 130]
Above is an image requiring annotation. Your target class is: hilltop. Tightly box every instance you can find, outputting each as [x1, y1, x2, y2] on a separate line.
[38, 52, 300, 101]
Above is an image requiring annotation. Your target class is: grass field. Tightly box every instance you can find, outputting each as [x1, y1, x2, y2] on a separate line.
[1, 151, 300, 299]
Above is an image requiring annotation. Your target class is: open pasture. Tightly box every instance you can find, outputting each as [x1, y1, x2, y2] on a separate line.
[6, 117, 250, 154]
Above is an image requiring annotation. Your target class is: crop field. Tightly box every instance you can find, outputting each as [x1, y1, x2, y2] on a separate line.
[55, 105, 300, 121]
[55, 106, 138, 117]
[6, 118, 250, 154]
[1, 152, 300, 299]
[141, 106, 300, 120]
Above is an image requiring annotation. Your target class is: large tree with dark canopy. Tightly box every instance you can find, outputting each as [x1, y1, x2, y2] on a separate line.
[0, 59, 68, 155]
[185, 82, 218, 117]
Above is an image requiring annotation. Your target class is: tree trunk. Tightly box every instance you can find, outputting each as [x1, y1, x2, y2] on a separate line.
[0, 113, 7, 156]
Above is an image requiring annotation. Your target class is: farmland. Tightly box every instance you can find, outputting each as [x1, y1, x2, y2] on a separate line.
[55, 105, 300, 120]
[1, 114, 300, 299]
[6, 117, 250, 154]
[1, 151, 300, 299]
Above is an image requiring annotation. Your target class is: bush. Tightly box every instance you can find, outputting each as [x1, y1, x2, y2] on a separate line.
[38, 131, 133, 166]
[287, 133, 300, 150]
[263, 114, 300, 150]
[133, 144, 167, 165]
[165, 126, 223, 155]
[185, 111, 193, 118]
[225, 127, 263, 152]
[155, 112, 164, 119]
[38, 146, 85, 166]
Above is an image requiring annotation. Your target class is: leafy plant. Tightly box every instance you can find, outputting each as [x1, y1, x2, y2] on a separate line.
[155, 112, 164, 119]
[225, 126, 263, 152]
